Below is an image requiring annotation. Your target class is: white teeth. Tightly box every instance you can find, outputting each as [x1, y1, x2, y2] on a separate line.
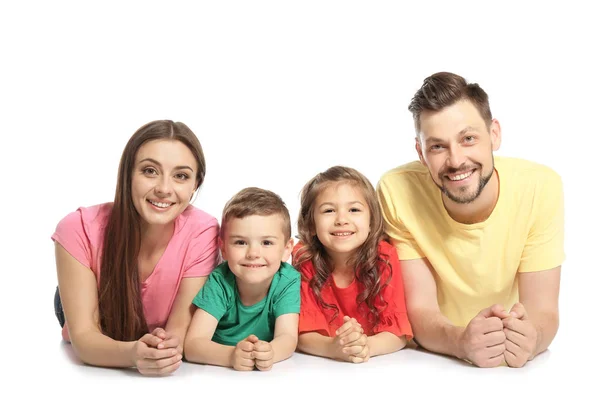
[448, 171, 473, 181]
[149, 200, 172, 208]
[332, 232, 353, 236]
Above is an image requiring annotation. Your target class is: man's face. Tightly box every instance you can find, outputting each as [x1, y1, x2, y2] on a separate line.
[416, 100, 501, 204]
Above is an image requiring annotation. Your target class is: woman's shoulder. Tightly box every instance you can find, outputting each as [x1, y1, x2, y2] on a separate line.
[177, 205, 219, 232]
[56, 202, 113, 232]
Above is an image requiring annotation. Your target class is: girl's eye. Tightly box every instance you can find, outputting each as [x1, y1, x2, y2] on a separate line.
[234, 240, 246, 246]
[323, 209, 334, 214]
[350, 208, 361, 213]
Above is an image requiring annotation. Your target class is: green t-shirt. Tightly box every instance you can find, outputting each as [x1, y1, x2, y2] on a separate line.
[192, 261, 301, 346]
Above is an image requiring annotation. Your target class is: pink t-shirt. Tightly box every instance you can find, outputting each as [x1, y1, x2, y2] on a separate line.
[52, 202, 220, 341]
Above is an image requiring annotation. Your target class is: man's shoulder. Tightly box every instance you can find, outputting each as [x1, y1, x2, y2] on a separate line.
[497, 156, 562, 185]
[380, 160, 428, 179]
[378, 160, 431, 190]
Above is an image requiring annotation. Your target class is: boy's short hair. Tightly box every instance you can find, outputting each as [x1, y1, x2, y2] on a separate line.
[221, 187, 292, 240]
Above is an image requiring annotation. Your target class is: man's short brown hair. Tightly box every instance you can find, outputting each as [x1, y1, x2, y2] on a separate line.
[408, 72, 492, 133]
[221, 187, 291, 240]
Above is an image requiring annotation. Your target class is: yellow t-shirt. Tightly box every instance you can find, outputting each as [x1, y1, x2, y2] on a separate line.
[376, 156, 565, 327]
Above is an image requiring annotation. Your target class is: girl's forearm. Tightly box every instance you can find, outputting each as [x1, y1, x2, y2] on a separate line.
[368, 331, 407, 357]
[297, 332, 340, 360]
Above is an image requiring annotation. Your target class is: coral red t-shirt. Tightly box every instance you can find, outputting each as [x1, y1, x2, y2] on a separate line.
[294, 240, 413, 339]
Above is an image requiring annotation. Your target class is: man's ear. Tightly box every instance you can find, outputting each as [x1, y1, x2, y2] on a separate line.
[490, 118, 502, 151]
[281, 238, 295, 263]
[415, 136, 426, 165]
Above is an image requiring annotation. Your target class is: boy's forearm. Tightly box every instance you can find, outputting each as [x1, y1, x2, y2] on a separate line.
[297, 332, 338, 359]
[270, 333, 298, 363]
[184, 338, 234, 367]
[71, 331, 136, 368]
[367, 331, 408, 357]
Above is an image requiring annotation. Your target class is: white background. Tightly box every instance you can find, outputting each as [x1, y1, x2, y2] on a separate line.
[1, 1, 598, 399]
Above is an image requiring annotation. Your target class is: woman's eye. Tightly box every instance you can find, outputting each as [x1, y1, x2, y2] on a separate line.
[175, 173, 189, 180]
[143, 167, 158, 175]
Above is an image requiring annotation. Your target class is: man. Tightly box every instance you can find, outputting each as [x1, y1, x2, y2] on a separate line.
[376, 72, 564, 368]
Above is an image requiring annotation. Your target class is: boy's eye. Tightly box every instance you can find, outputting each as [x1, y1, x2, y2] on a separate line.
[262, 240, 273, 246]
[430, 144, 443, 151]
[464, 135, 476, 143]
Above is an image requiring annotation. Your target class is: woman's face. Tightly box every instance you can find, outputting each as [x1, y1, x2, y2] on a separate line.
[131, 139, 198, 228]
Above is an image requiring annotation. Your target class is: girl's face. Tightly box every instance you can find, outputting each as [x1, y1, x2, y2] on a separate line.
[313, 182, 371, 264]
[131, 139, 198, 228]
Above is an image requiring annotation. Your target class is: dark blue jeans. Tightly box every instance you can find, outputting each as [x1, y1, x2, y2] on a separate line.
[54, 286, 65, 328]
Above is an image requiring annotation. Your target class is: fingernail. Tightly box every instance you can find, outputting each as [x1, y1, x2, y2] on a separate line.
[171, 350, 177, 355]
[510, 312, 517, 317]
[158, 343, 164, 349]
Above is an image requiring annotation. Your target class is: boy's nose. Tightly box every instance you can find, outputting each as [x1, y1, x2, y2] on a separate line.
[246, 245, 260, 259]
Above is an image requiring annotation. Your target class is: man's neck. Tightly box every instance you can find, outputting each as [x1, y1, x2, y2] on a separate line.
[443, 169, 500, 224]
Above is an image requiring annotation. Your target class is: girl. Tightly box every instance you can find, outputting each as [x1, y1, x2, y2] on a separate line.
[293, 166, 413, 363]
[52, 120, 219, 376]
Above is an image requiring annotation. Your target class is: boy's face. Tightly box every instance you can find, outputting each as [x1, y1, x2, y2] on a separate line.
[221, 214, 293, 286]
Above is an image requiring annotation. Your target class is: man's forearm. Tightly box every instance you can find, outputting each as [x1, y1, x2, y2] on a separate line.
[530, 311, 559, 356]
[410, 309, 465, 359]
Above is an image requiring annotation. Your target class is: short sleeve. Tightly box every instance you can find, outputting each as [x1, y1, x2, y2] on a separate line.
[519, 170, 565, 272]
[298, 267, 331, 336]
[183, 220, 220, 278]
[273, 267, 301, 318]
[376, 178, 425, 261]
[372, 243, 414, 340]
[51, 210, 93, 269]
[192, 267, 230, 320]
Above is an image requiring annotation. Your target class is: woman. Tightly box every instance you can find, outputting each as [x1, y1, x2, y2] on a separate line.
[52, 120, 219, 376]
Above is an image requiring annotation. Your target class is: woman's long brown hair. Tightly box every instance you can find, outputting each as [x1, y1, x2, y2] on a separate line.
[98, 120, 206, 341]
[294, 166, 391, 325]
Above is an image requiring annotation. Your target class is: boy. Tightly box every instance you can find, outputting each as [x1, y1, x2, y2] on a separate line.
[184, 187, 300, 371]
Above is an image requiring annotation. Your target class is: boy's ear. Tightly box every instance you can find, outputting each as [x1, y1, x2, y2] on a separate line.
[281, 238, 295, 263]
[219, 237, 227, 260]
